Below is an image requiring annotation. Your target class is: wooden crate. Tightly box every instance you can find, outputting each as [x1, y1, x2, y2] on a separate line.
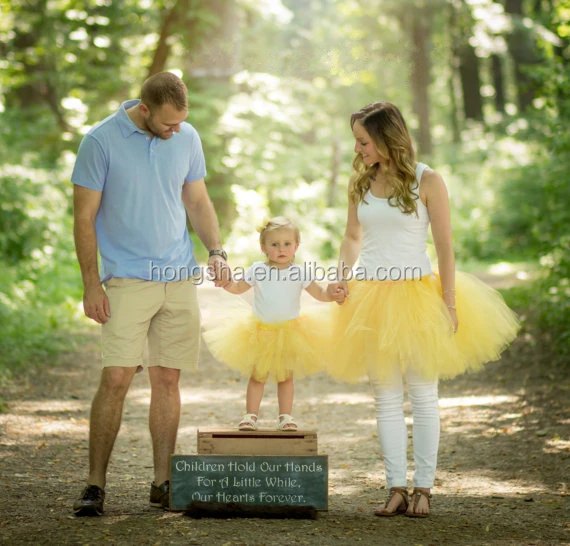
[197, 427, 318, 455]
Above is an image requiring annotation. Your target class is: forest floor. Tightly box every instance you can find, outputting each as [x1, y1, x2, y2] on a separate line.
[1, 276, 569, 545]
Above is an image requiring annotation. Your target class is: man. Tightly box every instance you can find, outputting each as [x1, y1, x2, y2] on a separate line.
[71, 71, 229, 516]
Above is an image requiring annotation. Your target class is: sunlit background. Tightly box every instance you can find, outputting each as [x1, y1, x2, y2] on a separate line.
[0, 0, 569, 391]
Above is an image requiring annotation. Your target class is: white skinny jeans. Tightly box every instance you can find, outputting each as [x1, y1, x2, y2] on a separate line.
[371, 368, 440, 489]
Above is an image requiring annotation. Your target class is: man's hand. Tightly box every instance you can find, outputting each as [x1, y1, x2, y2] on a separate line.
[208, 256, 231, 288]
[83, 284, 111, 324]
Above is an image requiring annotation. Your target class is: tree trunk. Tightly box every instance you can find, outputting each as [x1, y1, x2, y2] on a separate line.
[328, 136, 341, 207]
[448, 1, 461, 143]
[181, 0, 243, 232]
[504, 0, 541, 111]
[490, 54, 506, 114]
[409, 11, 432, 156]
[448, 69, 461, 143]
[147, 0, 191, 77]
[5, 0, 72, 133]
[185, 0, 242, 79]
[6, 0, 46, 110]
[457, 41, 484, 121]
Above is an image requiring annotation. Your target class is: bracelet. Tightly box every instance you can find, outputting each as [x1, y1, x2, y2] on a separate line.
[443, 289, 455, 294]
[447, 305, 456, 310]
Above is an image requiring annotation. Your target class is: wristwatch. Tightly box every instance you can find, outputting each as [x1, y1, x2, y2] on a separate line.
[209, 249, 228, 261]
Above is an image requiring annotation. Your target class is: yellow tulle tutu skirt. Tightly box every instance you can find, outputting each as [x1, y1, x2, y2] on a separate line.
[328, 271, 520, 383]
[203, 310, 330, 383]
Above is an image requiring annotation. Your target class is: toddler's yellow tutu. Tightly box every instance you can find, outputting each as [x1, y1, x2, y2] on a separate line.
[203, 310, 330, 383]
[328, 271, 520, 382]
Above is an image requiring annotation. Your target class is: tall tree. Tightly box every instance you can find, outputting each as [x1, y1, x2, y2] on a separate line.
[490, 54, 507, 114]
[458, 41, 485, 121]
[456, 0, 484, 122]
[184, 0, 243, 227]
[0, 0, 152, 162]
[528, 0, 570, 115]
[410, 10, 433, 155]
[148, 0, 192, 77]
[447, 0, 462, 142]
[503, 0, 542, 111]
[397, 2, 434, 155]
[184, 0, 242, 80]
[4, 0, 70, 131]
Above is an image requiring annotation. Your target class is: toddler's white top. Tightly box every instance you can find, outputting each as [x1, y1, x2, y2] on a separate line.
[243, 262, 313, 323]
[357, 162, 432, 281]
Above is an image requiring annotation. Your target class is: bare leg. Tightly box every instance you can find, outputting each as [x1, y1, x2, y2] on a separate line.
[87, 366, 137, 488]
[148, 366, 181, 486]
[277, 376, 294, 415]
[276, 377, 297, 430]
[245, 377, 265, 415]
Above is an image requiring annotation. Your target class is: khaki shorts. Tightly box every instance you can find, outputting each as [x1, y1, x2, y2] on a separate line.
[101, 277, 200, 370]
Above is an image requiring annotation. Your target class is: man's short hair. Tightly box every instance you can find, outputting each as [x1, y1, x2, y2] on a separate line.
[141, 72, 188, 111]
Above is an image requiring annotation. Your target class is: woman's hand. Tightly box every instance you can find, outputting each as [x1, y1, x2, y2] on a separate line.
[327, 281, 348, 305]
[447, 306, 458, 333]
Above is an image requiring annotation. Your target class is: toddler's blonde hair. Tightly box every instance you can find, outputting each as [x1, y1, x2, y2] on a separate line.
[257, 217, 301, 246]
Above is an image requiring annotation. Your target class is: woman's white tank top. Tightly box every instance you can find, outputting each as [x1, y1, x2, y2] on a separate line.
[356, 162, 431, 281]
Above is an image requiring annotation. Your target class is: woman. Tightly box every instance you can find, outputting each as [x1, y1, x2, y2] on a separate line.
[327, 102, 519, 517]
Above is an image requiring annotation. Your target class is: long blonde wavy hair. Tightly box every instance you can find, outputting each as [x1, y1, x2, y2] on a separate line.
[349, 102, 418, 215]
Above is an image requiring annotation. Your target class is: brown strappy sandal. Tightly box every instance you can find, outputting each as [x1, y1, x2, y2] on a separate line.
[374, 487, 409, 517]
[405, 488, 431, 518]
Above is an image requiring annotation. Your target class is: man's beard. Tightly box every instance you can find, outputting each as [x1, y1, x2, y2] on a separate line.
[144, 117, 172, 140]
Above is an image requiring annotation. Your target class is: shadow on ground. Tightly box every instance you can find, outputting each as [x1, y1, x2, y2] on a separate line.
[0, 286, 569, 545]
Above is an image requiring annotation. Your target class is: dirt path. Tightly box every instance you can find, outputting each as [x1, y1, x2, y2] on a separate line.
[0, 285, 569, 545]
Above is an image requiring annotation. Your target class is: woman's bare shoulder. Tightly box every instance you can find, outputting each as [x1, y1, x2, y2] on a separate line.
[418, 166, 448, 203]
[420, 166, 447, 188]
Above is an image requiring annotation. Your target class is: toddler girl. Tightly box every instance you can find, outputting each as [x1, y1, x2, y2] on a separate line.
[204, 216, 343, 431]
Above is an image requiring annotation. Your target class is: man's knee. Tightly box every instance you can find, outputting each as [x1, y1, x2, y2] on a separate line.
[149, 366, 180, 392]
[98, 366, 136, 397]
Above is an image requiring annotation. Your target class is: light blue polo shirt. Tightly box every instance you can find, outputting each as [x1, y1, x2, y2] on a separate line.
[71, 100, 207, 282]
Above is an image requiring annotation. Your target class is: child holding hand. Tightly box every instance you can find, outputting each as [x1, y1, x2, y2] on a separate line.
[204, 217, 343, 431]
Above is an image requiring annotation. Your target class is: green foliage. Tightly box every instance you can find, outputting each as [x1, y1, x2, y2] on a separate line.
[0, 284, 80, 369]
[537, 236, 570, 362]
[0, 0, 162, 163]
[428, 127, 539, 262]
[0, 0, 568, 388]
[481, 20, 570, 364]
[0, 164, 84, 401]
[0, 164, 69, 263]
[531, 106, 570, 361]
[0, 107, 66, 167]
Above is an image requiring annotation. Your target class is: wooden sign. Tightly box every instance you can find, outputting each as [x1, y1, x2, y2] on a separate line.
[170, 455, 328, 511]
